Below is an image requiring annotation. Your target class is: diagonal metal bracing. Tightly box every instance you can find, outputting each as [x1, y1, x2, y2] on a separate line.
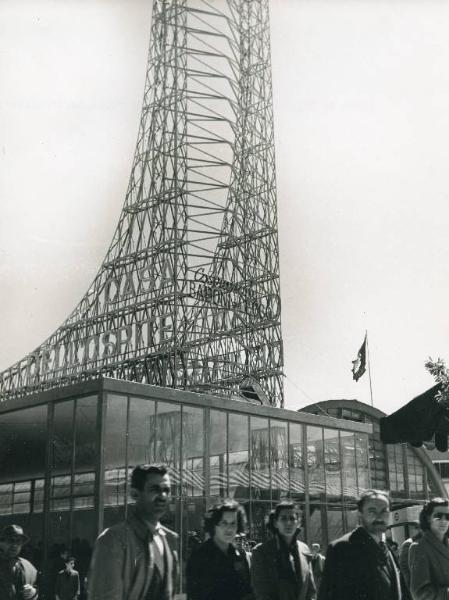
[0, 0, 283, 407]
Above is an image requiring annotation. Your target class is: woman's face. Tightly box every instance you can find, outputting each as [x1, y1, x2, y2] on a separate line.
[214, 510, 238, 547]
[429, 506, 449, 539]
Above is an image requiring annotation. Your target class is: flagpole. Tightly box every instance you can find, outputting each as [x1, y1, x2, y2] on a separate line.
[365, 331, 374, 407]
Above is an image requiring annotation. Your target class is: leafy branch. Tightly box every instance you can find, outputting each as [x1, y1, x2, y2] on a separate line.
[425, 357, 449, 408]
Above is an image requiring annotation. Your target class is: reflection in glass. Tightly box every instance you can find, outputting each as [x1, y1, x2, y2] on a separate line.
[51, 401, 74, 512]
[210, 411, 227, 498]
[104, 395, 127, 507]
[154, 403, 181, 494]
[289, 423, 304, 501]
[388, 445, 405, 496]
[307, 427, 325, 500]
[327, 505, 344, 544]
[355, 434, 369, 493]
[340, 430, 357, 501]
[229, 413, 249, 499]
[323, 429, 342, 500]
[251, 417, 270, 499]
[271, 420, 289, 500]
[182, 406, 204, 497]
[74, 396, 97, 509]
[128, 398, 156, 466]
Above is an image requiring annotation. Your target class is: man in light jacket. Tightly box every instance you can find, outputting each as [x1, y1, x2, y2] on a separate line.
[251, 501, 316, 600]
[88, 464, 179, 600]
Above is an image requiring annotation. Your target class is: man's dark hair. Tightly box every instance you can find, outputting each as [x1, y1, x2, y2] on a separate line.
[65, 556, 76, 563]
[419, 497, 449, 531]
[130, 464, 168, 491]
[356, 489, 391, 511]
[203, 500, 247, 536]
[273, 500, 301, 521]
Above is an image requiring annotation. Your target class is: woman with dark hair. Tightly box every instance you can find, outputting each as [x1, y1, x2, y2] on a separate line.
[409, 497, 449, 600]
[186, 500, 253, 600]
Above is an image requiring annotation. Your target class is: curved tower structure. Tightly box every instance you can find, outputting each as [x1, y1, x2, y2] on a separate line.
[0, 0, 284, 406]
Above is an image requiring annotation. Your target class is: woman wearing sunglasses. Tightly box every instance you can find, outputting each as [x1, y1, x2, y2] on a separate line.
[409, 497, 449, 600]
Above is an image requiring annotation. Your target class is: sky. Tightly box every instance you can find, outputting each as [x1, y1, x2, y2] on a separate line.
[2, 0, 449, 415]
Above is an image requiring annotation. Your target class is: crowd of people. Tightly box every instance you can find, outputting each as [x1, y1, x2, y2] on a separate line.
[2, 463, 449, 599]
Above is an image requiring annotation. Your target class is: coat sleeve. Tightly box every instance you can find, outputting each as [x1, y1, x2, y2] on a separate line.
[409, 542, 449, 600]
[87, 529, 125, 600]
[399, 541, 411, 589]
[250, 545, 277, 600]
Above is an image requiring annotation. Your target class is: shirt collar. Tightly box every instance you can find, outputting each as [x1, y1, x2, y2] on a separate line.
[146, 521, 166, 536]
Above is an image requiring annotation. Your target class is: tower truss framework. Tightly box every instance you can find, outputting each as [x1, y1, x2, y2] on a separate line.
[0, 0, 284, 406]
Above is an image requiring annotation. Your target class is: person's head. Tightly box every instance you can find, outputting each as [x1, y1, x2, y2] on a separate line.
[311, 543, 321, 555]
[357, 490, 391, 537]
[235, 533, 247, 551]
[419, 498, 449, 540]
[65, 557, 76, 570]
[408, 520, 421, 538]
[204, 500, 246, 550]
[130, 464, 171, 522]
[0, 525, 29, 559]
[273, 501, 301, 543]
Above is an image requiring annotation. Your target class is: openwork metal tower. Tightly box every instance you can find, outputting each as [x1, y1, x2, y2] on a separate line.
[0, 0, 284, 406]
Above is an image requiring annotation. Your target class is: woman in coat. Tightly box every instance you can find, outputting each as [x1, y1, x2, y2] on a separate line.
[409, 497, 449, 600]
[186, 500, 253, 600]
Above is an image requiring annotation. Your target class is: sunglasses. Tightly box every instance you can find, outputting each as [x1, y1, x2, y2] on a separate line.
[432, 512, 449, 521]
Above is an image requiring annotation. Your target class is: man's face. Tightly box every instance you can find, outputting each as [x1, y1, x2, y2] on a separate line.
[134, 473, 171, 520]
[0, 537, 23, 558]
[66, 560, 75, 571]
[274, 508, 300, 541]
[359, 496, 390, 535]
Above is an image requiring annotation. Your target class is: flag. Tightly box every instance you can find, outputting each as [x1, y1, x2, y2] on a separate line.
[352, 335, 367, 381]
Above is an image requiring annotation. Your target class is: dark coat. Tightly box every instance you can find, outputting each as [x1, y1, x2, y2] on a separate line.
[318, 527, 402, 600]
[186, 538, 253, 600]
[409, 531, 449, 600]
[55, 568, 80, 600]
[251, 536, 316, 600]
[88, 509, 179, 600]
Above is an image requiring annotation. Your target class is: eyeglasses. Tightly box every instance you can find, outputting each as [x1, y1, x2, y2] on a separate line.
[432, 512, 449, 521]
[278, 516, 298, 523]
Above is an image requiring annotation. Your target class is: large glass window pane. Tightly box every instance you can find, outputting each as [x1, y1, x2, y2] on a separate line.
[289, 423, 304, 502]
[0, 404, 47, 572]
[104, 395, 128, 510]
[229, 413, 249, 499]
[270, 420, 289, 500]
[74, 396, 97, 509]
[388, 445, 405, 497]
[210, 410, 227, 499]
[51, 401, 74, 512]
[323, 429, 342, 501]
[355, 433, 370, 492]
[128, 397, 156, 466]
[251, 417, 270, 500]
[327, 506, 344, 546]
[340, 431, 357, 501]
[307, 427, 325, 501]
[154, 402, 181, 495]
[182, 406, 204, 497]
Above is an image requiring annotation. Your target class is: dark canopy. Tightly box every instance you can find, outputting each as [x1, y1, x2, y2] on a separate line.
[380, 384, 449, 452]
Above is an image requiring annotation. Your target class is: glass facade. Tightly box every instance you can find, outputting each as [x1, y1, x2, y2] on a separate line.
[2, 381, 443, 594]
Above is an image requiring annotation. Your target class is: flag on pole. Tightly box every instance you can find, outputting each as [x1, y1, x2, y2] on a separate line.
[352, 334, 367, 381]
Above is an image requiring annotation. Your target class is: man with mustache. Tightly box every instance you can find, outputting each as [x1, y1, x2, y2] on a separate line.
[318, 489, 404, 600]
[88, 464, 179, 600]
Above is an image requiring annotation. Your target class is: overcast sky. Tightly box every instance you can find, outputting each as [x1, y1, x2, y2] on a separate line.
[2, 0, 449, 415]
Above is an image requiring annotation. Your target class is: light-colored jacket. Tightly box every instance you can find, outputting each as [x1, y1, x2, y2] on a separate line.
[87, 510, 179, 600]
[409, 532, 449, 600]
[251, 536, 316, 600]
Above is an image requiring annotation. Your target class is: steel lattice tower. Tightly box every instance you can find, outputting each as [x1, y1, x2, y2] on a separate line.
[0, 0, 284, 406]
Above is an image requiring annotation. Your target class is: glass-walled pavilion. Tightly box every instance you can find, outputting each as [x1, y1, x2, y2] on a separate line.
[0, 377, 372, 593]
